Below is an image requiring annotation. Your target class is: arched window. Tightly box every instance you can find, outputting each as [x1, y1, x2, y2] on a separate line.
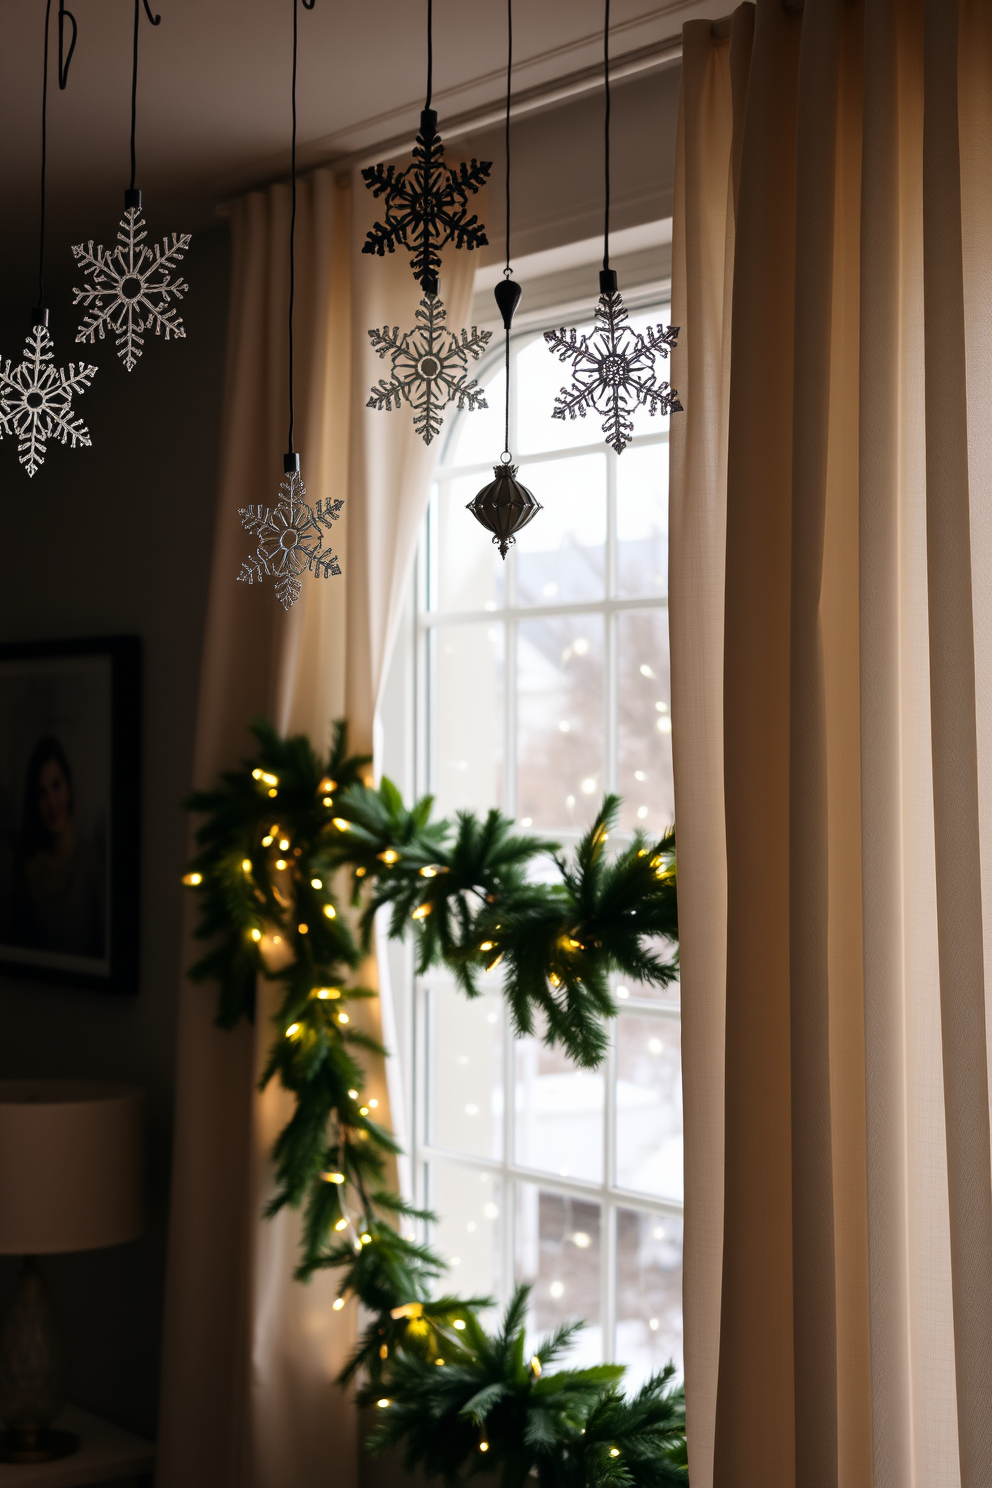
[394, 271, 683, 1385]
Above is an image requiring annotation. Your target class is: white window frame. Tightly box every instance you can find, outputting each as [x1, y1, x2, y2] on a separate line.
[402, 292, 683, 1369]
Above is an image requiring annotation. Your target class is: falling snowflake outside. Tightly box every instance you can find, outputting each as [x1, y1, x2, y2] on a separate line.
[367, 295, 491, 446]
[72, 207, 190, 372]
[544, 291, 682, 454]
[362, 110, 490, 294]
[238, 470, 343, 610]
[0, 324, 97, 478]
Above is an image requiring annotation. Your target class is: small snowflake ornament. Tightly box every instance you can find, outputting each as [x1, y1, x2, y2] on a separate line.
[0, 320, 97, 478]
[367, 295, 491, 446]
[363, 109, 490, 295]
[544, 284, 682, 455]
[238, 467, 343, 610]
[72, 198, 190, 372]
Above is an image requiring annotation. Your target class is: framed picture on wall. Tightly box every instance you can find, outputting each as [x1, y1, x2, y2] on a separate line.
[0, 636, 141, 995]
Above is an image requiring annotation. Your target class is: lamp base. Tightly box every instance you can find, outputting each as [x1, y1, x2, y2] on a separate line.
[0, 1426, 79, 1463]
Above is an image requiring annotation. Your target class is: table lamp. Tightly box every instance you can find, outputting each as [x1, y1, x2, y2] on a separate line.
[0, 1081, 144, 1464]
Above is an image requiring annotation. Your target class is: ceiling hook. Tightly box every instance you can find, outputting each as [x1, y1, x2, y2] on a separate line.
[57, 0, 76, 89]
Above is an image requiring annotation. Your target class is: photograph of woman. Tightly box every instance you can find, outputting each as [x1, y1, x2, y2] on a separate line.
[11, 735, 105, 959]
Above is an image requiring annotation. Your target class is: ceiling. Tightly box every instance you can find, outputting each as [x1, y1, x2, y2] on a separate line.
[0, 0, 719, 293]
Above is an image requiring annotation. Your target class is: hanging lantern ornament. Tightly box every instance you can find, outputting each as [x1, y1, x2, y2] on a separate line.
[238, 0, 342, 610]
[467, 0, 540, 558]
[544, 0, 682, 454]
[0, 0, 97, 478]
[362, 0, 491, 296]
[71, 1, 191, 372]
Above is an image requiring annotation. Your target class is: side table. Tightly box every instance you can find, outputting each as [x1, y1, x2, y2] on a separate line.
[0, 1408, 155, 1488]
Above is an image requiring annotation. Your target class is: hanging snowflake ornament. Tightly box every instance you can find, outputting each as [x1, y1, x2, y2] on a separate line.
[238, 464, 343, 610]
[72, 193, 190, 372]
[0, 317, 97, 478]
[363, 110, 490, 295]
[545, 275, 682, 456]
[367, 294, 491, 445]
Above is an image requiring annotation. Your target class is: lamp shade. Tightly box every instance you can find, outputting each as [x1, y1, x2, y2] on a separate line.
[0, 1082, 143, 1255]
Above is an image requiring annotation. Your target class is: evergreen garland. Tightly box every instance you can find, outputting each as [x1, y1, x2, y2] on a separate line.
[184, 720, 683, 1483]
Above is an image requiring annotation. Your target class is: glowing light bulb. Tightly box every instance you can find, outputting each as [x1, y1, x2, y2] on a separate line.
[610, 1448, 621, 1458]
[268, 788, 278, 798]
[412, 904, 431, 920]
[298, 924, 309, 934]
[285, 1023, 301, 1038]
[241, 859, 252, 874]
[549, 1281, 564, 1299]
[479, 941, 494, 952]
[250, 928, 262, 942]
[335, 1219, 348, 1231]
[338, 1012, 349, 1024]
[453, 1319, 466, 1331]
[530, 1356, 542, 1376]
[360, 1106, 370, 1116]
[355, 866, 366, 878]
[275, 859, 287, 871]
[333, 818, 350, 832]
[333, 1297, 345, 1311]
[311, 878, 323, 889]
[378, 849, 399, 865]
[368, 1099, 379, 1109]
[262, 772, 278, 786]
[252, 769, 263, 780]
[420, 866, 437, 878]
[360, 1233, 371, 1245]
[182, 872, 202, 886]
[322, 796, 333, 807]
[323, 904, 336, 920]
[377, 1399, 390, 1408]
[322, 1171, 345, 1184]
[479, 1442, 489, 1453]
[261, 834, 273, 846]
[348, 1089, 358, 1099]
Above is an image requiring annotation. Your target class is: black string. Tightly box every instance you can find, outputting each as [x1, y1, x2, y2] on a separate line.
[503, 0, 512, 458]
[37, 0, 53, 314]
[287, 0, 315, 455]
[425, 0, 433, 109]
[131, 0, 161, 194]
[57, 1, 77, 91]
[603, 0, 611, 272]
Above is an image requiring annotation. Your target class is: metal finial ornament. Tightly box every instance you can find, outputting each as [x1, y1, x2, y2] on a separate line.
[238, 0, 336, 609]
[467, 462, 540, 557]
[367, 295, 491, 445]
[0, 0, 98, 478]
[467, 0, 542, 558]
[544, 0, 682, 454]
[71, 1, 191, 371]
[238, 460, 342, 610]
[361, 0, 490, 295]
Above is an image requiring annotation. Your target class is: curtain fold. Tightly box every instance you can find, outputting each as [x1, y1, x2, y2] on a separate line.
[158, 165, 475, 1488]
[671, 1, 992, 1484]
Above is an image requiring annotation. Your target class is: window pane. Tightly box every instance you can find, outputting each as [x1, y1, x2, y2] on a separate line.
[617, 443, 668, 599]
[434, 623, 504, 815]
[517, 329, 604, 455]
[447, 365, 506, 469]
[616, 1208, 683, 1387]
[515, 1031, 604, 1183]
[517, 615, 604, 831]
[437, 475, 506, 613]
[429, 1162, 503, 1304]
[614, 972, 680, 1008]
[617, 609, 673, 836]
[615, 1013, 682, 1201]
[514, 454, 606, 606]
[428, 981, 503, 1160]
[516, 1184, 602, 1365]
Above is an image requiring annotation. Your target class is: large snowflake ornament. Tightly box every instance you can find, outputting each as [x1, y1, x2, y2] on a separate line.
[0, 324, 97, 477]
[238, 470, 343, 610]
[72, 207, 190, 371]
[362, 109, 490, 294]
[544, 291, 682, 454]
[367, 295, 491, 446]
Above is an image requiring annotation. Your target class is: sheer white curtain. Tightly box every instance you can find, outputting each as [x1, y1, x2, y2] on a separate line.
[671, 2, 992, 1484]
[157, 164, 477, 1488]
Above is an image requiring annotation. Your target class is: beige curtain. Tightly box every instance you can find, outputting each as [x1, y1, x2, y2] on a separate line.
[157, 166, 476, 1488]
[671, 1, 992, 1485]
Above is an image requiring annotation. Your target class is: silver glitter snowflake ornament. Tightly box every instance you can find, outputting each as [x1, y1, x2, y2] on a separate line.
[72, 195, 190, 372]
[544, 278, 682, 455]
[238, 466, 343, 610]
[0, 318, 97, 478]
[363, 109, 490, 296]
[367, 295, 491, 446]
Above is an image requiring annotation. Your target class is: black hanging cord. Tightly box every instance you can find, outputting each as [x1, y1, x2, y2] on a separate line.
[503, 0, 512, 459]
[57, 1, 77, 90]
[603, 0, 611, 273]
[425, 0, 433, 109]
[36, 0, 54, 319]
[287, 0, 316, 466]
[130, 0, 161, 198]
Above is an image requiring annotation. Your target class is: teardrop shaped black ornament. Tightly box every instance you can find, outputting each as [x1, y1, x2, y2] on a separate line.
[467, 462, 542, 559]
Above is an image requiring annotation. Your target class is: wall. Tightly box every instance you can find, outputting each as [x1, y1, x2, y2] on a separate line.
[0, 221, 230, 1441]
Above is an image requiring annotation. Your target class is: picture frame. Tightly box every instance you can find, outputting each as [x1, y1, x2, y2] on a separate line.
[0, 636, 141, 995]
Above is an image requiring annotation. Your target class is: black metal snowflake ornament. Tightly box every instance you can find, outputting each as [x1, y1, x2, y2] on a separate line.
[367, 295, 491, 445]
[545, 0, 682, 454]
[238, 464, 342, 610]
[362, 110, 491, 297]
[545, 271, 682, 454]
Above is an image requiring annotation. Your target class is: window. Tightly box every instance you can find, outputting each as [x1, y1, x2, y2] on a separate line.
[397, 267, 681, 1386]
